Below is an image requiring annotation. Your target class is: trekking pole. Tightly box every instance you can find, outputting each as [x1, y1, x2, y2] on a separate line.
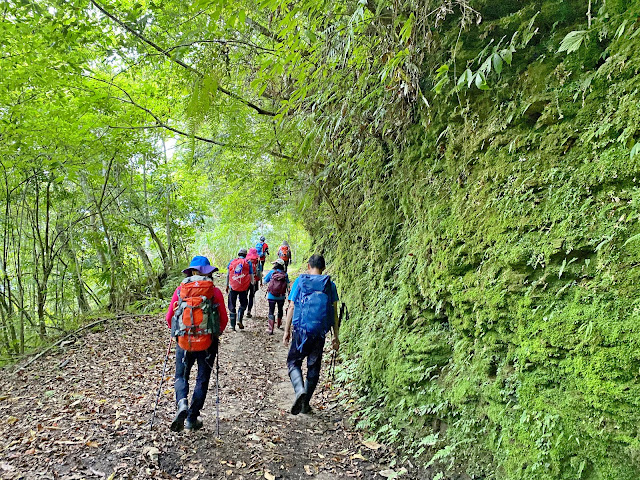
[150, 335, 173, 430]
[330, 303, 348, 383]
[215, 351, 221, 438]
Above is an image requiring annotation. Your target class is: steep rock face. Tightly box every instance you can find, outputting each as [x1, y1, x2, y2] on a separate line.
[315, 1, 640, 478]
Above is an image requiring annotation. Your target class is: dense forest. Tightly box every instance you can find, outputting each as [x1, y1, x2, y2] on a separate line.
[2, 0, 640, 478]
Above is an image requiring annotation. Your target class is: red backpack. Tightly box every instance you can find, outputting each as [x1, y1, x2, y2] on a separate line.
[268, 271, 288, 297]
[278, 245, 290, 262]
[229, 258, 251, 291]
[248, 258, 260, 282]
[171, 276, 220, 351]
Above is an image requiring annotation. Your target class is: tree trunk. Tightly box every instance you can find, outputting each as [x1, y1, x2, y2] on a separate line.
[135, 244, 161, 297]
[59, 227, 90, 314]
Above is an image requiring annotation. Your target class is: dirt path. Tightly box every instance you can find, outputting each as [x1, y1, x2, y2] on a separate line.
[0, 281, 423, 480]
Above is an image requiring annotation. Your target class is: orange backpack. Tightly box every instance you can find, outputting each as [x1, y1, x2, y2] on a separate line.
[171, 275, 220, 351]
[278, 245, 290, 261]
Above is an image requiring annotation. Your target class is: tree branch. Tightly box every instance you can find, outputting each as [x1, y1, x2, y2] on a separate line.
[164, 39, 275, 54]
[84, 75, 294, 160]
[90, 0, 277, 116]
[245, 16, 280, 42]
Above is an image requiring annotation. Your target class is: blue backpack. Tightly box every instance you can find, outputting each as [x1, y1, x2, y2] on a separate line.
[292, 274, 334, 351]
[255, 241, 264, 257]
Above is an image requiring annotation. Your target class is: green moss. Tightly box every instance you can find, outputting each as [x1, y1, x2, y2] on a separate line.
[307, 1, 640, 478]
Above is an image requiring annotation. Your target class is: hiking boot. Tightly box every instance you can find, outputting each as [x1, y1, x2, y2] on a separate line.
[267, 315, 275, 335]
[246, 312, 252, 319]
[185, 417, 203, 431]
[302, 377, 318, 414]
[170, 399, 188, 432]
[289, 369, 306, 415]
[238, 309, 245, 329]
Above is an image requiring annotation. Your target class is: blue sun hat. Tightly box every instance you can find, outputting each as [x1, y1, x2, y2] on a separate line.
[182, 255, 217, 275]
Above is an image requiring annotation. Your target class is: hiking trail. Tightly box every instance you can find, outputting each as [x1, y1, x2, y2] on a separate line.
[0, 277, 424, 480]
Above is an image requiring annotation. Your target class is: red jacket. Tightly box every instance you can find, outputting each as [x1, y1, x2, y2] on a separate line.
[165, 285, 228, 332]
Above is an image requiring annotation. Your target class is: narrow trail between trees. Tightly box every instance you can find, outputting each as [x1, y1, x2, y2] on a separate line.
[0, 276, 423, 480]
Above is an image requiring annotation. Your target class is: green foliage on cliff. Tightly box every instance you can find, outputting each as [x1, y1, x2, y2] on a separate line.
[311, 1, 640, 478]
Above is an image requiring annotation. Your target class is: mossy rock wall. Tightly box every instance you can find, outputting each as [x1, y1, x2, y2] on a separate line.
[310, 1, 640, 478]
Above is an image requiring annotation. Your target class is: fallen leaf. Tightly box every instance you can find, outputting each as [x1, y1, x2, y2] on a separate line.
[379, 467, 408, 478]
[6, 416, 18, 425]
[304, 464, 313, 475]
[85, 441, 99, 448]
[264, 471, 275, 480]
[89, 466, 106, 477]
[143, 445, 160, 462]
[351, 453, 366, 460]
[362, 440, 383, 450]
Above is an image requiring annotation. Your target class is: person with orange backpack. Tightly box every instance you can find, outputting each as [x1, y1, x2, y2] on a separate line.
[165, 256, 227, 431]
[277, 240, 292, 272]
[226, 248, 254, 331]
[246, 247, 261, 318]
[263, 258, 290, 334]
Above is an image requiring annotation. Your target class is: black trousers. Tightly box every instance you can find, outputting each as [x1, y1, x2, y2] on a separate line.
[228, 289, 248, 313]
[248, 284, 257, 312]
[268, 299, 285, 319]
[175, 339, 218, 420]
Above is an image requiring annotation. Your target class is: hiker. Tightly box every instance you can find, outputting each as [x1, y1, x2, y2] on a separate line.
[246, 247, 261, 318]
[165, 255, 227, 431]
[277, 240, 292, 272]
[282, 254, 339, 414]
[263, 258, 290, 334]
[226, 248, 254, 331]
[255, 235, 269, 272]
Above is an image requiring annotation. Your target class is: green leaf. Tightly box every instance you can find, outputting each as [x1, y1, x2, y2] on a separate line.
[623, 233, 640, 247]
[435, 64, 449, 76]
[475, 71, 489, 90]
[615, 20, 628, 39]
[479, 55, 492, 76]
[457, 68, 473, 89]
[500, 49, 513, 65]
[432, 76, 448, 94]
[492, 53, 503, 74]
[399, 13, 414, 44]
[630, 141, 640, 159]
[558, 30, 587, 54]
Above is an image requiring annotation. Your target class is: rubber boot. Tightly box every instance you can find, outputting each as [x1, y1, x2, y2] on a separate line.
[229, 312, 237, 331]
[277, 317, 282, 329]
[267, 314, 275, 335]
[289, 368, 307, 415]
[302, 377, 319, 414]
[238, 308, 245, 330]
[185, 417, 203, 431]
[170, 398, 188, 432]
